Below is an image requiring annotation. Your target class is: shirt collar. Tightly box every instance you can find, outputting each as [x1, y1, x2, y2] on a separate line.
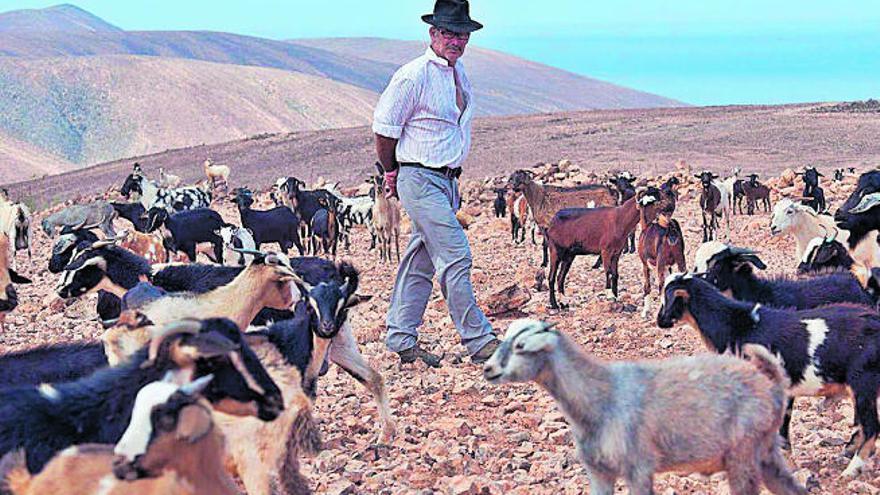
[424, 46, 453, 69]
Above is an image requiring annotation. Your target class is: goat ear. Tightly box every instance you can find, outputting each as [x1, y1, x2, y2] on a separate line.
[515, 332, 556, 354]
[8, 269, 31, 284]
[345, 293, 373, 308]
[175, 404, 213, 443]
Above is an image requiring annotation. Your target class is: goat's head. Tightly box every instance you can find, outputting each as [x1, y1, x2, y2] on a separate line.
[121, 174, 144, 199]
[508, 170, 535, 192]
[797, 232, 851, 274]
[49, 230, 98, 273]
[656, 272, 703, 328]
[483, 319, 559, 384]
[232, 188, 255, 210]
[144, 207, 169, 233]
[113, 375, 215, 480]
[144, 318, 284, 421]
[694, 171, 718, 188]
[693, 243, 766, 291]
[747, 174, 759, 186]
[56, 240, 123, 298]
[296, 262, 370, 339]
[769, 198, 814, 235]
[835, 170, 880, 228]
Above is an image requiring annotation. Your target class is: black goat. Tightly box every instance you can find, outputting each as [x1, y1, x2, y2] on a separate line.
[797, 167, 826, 213]
[493, 189, 506, 218]
[797, 234, 855, 275]
[658, 274, 880, 477]
[0, 343, 106, 390]
[743, 174, 771, 215]
[694, 244, 875, 309]
[233, 188, 303, 256]
[279, 179, 336, 253]
[732, 179, 746, 215]
[111, 201, 148, 232]
[0, 318, 283, 474]
[696, 171, 721, 242]
[609, 174, 637, 254]
[146, 207, 226, 263]
[309, 197, 339, 259]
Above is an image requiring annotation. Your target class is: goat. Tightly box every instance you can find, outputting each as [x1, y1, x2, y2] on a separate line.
[279, 178, 336, 250]
[797, 233, 856, 275]
[0, 200, 31, 268]
[545, 188, 665, 308]
[323, 184, 374, 250]
[370, 175, 401, 263]
[743, 174, 771, 215]
[57, 241, 152, 302]
[1, 376, 242, 495]
[121, 173, 211, 214]
[216, 225, 256, 266]
[41, 202, 117, 238]
[111, 201, 148, 233]
[146, 207, 226, 263]
[696, 171, 722, 242]
[733, 178, 746, 214]
[203, 158, 230, 193]
[770, 198, 848, 262]
[157, 166, 181, 188]
[693, 242, 875, 308]
[309, 197, 339, 259]
[658, 273, 880, 477]
[115, 229, 168, 265]
[638, 211, 686, 317]
[48, 230, 99, 273]
[509, 192, 536, 245]
[717, 167, 740, 215]
[493, 189, 506, 218]
[0, 318, 283, 473]
[138, 252, 300, 331]
[234, 188, 304, 256]
[609, 173, 637, 254]
[834, 170, 880, 271]
[484, 319, 805, 495]
[796, 167, 826, 213]
[509, 169, 617, 267]
[833, 168, 846, 182]
[0, 234, 31, 333]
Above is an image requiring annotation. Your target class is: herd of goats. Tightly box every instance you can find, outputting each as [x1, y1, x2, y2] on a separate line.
[0, 158, 878, 494]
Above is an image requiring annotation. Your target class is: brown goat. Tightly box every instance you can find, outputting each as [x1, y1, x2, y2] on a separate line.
[545, 188, 665, 309]
[508, 170, 617, 266]
[638, 214, 686, 318]
[370, 176, 401, 263]
[116, 229, 168, 264]
[743, 174, 771, 215]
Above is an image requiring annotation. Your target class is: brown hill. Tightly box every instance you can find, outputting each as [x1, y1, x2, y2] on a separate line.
[0, 132, 74, 185]
[0, 4, 120, 33]
[0, 55, 376, 174]
[8, 102, 880, 206]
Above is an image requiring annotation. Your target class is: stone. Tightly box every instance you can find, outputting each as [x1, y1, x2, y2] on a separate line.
[326, 480, 357, 495]
[447, 475, 480, 495]
[485, 284, 531, 316]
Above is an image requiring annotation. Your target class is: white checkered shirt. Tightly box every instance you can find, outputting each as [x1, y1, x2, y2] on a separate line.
[372, 47, 474, 170]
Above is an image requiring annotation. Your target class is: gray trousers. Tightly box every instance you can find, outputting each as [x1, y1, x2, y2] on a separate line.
[385, 166, 495, 355]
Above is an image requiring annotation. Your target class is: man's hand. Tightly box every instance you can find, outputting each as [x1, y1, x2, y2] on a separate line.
[384, 169, 399, 199]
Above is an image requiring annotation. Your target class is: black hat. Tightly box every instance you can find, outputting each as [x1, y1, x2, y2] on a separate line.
[422, 0, 483, 33]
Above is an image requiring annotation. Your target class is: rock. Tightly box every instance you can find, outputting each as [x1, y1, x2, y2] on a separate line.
[658, 338, 674, 349]
[485, 284, 531, 316]
[446, 475, 480, 495]
[326, 480, 357, 495]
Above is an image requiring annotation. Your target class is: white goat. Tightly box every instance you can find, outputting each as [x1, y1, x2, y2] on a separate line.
[204, 159, 231, 188]
[770, 198, 849, 261]
[484, 319, 806, 495]
[157, 167, 181, 188]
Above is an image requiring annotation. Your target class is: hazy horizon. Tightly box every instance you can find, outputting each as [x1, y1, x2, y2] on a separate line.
[1, 1, 877, 106]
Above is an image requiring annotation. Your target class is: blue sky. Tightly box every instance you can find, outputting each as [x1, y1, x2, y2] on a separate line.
[2, 1, 878, 105]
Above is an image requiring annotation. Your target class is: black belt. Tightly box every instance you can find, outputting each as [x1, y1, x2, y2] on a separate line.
[399, 162, 462, 179]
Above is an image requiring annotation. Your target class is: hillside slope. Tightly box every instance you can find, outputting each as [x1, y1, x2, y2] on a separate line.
[8, 103, 880, 205]
[0, 55, 376, 168]
[0, 132, 74, 184]
[0, 3, 121, 33]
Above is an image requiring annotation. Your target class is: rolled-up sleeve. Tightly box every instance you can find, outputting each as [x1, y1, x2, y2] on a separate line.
[372, 75, 417, 139]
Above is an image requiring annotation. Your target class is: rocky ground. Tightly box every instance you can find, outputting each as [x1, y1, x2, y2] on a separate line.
[3, 162, 880, 494]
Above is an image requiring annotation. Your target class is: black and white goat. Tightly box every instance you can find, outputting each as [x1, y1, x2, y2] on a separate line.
[0, 318, 283, 474]
[658, 273, 880, 477]
[121, 172, 211, 214]
[797, 231, 856, 275]
[834, 169, 880, 272]
[217, 225, 257, 266]
[693, 242, 875, 308]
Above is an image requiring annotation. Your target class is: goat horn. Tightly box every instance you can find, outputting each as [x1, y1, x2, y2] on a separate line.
[819, 224, 830, 241]
[142, 319, 202, 368]
[180, 374, 214, 396]
[830, 227, 839, 243]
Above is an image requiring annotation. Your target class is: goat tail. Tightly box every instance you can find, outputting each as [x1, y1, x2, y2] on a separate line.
[0, 450, 30, 495]
[742, 344, 790, 389]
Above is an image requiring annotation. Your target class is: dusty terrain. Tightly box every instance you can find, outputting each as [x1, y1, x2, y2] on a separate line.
[3, 162, 879, 494]
[7, 101, 880, 209]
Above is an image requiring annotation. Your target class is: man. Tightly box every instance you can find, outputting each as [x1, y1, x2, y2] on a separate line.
[373, 0, 500, 367]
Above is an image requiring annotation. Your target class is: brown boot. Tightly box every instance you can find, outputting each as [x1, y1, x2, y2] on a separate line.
[470, 338, 501, 364]
[397, 343, 443, 368]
